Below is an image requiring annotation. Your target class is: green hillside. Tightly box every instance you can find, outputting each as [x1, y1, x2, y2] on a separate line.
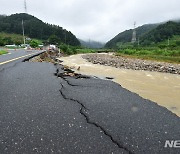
[105, 21, 180, 48]
[140, 21, 180, 45]
[0, 13, 80, 46]
[105, 24, 158, 48]
[105, 21, 180, 63]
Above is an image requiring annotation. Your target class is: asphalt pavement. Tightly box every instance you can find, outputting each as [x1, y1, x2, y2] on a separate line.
[0, 50, 179, 153]
[0, 49, 43, 71]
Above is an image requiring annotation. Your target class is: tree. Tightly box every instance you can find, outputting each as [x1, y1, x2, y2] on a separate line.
[0, 36, 4, 46]
[14, 40, 22, 45]
[3, 37, 13, 45]
[176, 41, 180, 46]
[48, 35, 60, 45]
[30, 40, 39, 48]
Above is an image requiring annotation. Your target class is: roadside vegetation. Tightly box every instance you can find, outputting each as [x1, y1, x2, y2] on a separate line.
[0, 49, 8, 55]
[0, 32, 43, 49]
[59, 43, 113, 55]
[115, 36, 180, 63]
[59, 44, 98, 55]
[0, 32, 23, 46]
[104, 21, 180, 64]
[115, 50, 180, 63]
[29, 39, 42, 48]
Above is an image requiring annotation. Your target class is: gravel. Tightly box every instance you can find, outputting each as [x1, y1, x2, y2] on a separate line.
[82, 54, 180, 74]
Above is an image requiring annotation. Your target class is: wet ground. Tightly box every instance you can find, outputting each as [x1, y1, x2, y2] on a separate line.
[59, 54, 180, 116]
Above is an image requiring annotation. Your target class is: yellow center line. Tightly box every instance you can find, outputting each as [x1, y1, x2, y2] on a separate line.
[0, 52, 40, 65]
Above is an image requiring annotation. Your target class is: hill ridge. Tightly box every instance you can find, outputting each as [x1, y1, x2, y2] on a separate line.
[0, 13, 80, 46]
[105, 20, 180, 48]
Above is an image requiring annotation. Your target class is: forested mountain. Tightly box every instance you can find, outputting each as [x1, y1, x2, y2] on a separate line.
[105, 24, 158, 48]
[0, 13, 80, 46]
[79, 39, 105, 48]
[140, 21, 180, 45]
[105, 20, 180, 48]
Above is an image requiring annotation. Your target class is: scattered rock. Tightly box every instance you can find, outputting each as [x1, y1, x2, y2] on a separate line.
[106, 77, 114, 80]
[63, 68, 74, 73]
[170, 107, 177, 110]
[56, 65, 90, 79]
[82, 54, 180, 75]
[77, 66, 81, 71]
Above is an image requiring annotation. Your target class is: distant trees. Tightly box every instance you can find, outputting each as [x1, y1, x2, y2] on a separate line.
[140, 21, 180, 45]
[105, 21, 180, 48]
[59, 43, 78, 55]
[48, 35, 60, 45]
[176, 41, 180, 46]
[0, 13, 80, 46]
[105, 24, 158, 48]
[0, 33, 24, 46]
[0, 36, 13, 46]
[0, 37, 4, 46]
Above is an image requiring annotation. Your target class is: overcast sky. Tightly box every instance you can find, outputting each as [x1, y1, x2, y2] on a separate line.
[1, 0, 180, 42]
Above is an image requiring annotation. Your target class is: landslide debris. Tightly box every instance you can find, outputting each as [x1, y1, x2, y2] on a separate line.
[29, 50, 60, 63]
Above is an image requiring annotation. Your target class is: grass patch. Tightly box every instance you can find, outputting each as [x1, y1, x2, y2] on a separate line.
[76, 49, 96, 54]
[5, 46, 21, 49]
[59, 43, 99, 55]
[114, 35, 180, 63]
[0, 50, 8, 55]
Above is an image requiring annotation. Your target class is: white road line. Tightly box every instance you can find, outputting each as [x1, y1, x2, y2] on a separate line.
[0, 52, 39, 65]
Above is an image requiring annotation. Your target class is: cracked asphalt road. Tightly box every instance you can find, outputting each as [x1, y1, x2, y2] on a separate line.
[0, 49, 43, 71]
[0, 51, 180, 153]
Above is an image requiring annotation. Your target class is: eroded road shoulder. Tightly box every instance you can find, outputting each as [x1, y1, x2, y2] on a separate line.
[55, 64, 180, 154]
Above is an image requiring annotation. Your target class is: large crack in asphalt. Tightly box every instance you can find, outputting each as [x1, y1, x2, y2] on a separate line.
[55, 65, 133, 154]
[4, 51, 180, 153]
[24, 52, 133, 153]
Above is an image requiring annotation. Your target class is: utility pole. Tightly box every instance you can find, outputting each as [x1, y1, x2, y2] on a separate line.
[21, 0, 27, 46]
[22, 20, 26, 45]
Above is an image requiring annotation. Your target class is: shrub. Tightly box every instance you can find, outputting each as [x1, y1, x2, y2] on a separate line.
[30, 40, 39, 48]
[59, 44, 78, 55]
[176, 41, 180, 46]
[158, 44, 167, 49]
[153, 49, 163, 55]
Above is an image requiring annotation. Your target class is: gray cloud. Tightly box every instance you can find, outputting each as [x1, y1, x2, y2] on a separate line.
[1, 0, 180, 42]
